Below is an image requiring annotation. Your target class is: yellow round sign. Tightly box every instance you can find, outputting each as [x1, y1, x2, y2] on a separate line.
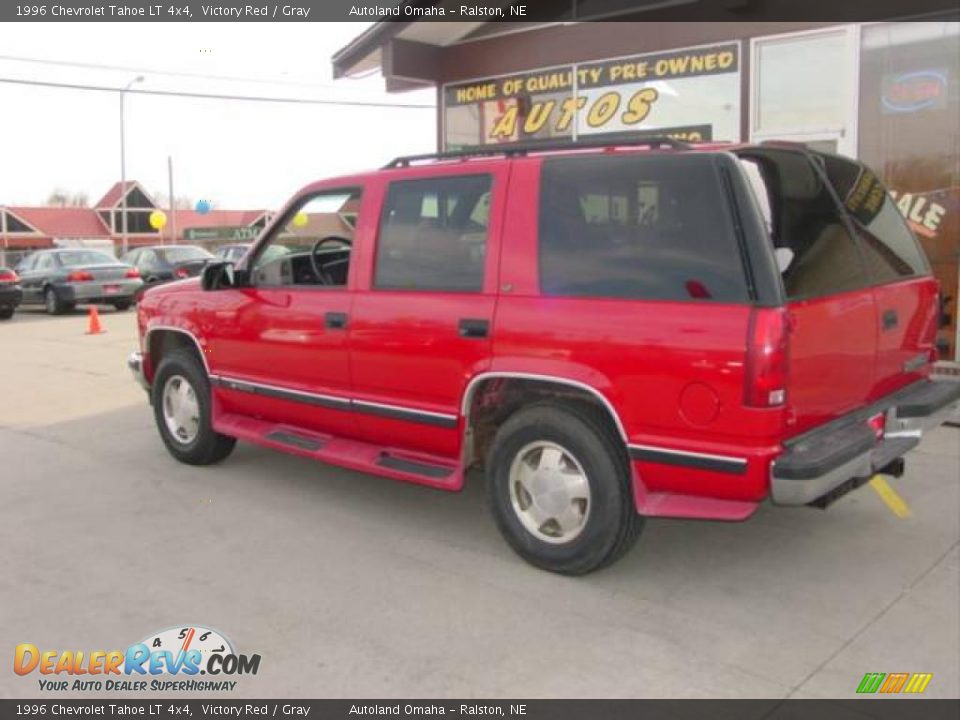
[149, 210, 168, 230]
[292, 211, 308, 228]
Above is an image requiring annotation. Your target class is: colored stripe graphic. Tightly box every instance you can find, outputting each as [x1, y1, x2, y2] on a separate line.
[857, 672, 932, 694]
[880, 673, 909, 693]
[904, 673, 933, 694]
[857, 673, 886, 693]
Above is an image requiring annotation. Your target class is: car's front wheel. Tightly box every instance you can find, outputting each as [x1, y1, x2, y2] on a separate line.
[486, 402, 643, 575]
[152, 348, 236, 465]
[0, 306, 14, 320]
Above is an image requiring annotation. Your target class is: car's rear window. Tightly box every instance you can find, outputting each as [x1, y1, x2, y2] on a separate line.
[538, 154, 749, 302]
[819, 154, 930, 282]
[58, 251, 116, 266]
[162, 246, 213, 263]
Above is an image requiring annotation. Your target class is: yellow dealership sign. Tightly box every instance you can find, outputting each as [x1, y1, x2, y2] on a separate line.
[443, 43, 740, 148]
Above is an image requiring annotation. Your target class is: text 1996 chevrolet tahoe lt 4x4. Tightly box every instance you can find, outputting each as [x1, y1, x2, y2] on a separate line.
[129, 138, 960, 574]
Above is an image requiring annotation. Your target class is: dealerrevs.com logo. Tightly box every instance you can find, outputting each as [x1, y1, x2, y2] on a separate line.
[14, 626, 261, 692]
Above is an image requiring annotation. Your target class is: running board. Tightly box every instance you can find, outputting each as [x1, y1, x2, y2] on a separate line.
[266, 430, 324, 451]
[213, 413, 463, 491]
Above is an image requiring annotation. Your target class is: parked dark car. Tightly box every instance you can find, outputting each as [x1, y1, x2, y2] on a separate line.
[213, 243, 252, 263]
[0, 267, 23, 319]
[121, 245, 215, 290]
[16, 249, 143, 315]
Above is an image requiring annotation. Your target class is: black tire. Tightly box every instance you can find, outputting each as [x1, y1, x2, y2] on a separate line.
[486, 401, 644, 575]
[44, 286, 65, 315]
[113, 300, 132, 311]
[151, 347, 236, 465]
[0, 306, 13, 320]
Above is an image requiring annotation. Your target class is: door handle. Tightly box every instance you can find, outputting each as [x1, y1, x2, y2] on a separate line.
[882, 309, 898, 331]
[458, 318, 489, 339]
[325, 311, 348, 330]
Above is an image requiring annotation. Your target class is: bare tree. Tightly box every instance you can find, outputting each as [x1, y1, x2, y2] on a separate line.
[46, 189, 90, 207]
[46, 189, 69, 207]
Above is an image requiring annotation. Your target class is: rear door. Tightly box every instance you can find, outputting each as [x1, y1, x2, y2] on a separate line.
[347, 167, 505, 459]
[737, 148, 879, 434]
[817, 154, 939, 399]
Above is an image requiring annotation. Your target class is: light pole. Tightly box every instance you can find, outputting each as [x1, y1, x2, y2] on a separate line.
[120, 75, 144, 256]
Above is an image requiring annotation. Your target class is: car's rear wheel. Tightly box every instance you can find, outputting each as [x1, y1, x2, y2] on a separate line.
[486, 401, 643, 575]
[152, 348, 236, 465]
[44, 287, 65, 315]
[113, 300, 132, 311]
[0, 306, 14, 320]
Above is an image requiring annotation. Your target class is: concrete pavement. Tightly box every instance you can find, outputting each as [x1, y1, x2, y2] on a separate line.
[1, 307, 957, 699]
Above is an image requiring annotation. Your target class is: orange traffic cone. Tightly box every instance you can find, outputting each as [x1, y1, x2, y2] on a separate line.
[86, 306, 104, 335]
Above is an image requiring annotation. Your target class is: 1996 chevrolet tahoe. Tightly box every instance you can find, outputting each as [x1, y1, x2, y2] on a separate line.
[129, 138, 960, 574]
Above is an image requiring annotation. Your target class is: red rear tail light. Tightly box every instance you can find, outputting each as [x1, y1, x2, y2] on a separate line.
[67, 271, 94, 282]
[125, 268, 141, 279]
[175, 267, 189, 278]
[0, 269, 18, 282]
[744, 307, 790, 408]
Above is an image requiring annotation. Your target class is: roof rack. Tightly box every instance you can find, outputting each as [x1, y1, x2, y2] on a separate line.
[383, 135, 691, 169]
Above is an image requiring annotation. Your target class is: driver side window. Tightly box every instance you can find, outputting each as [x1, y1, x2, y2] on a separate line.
[252, 188, 362, 288]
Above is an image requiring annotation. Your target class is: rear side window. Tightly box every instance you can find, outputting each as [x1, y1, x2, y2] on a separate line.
[538, 155, 749, 302]
[819, 154, 929, 282]
[375, 175, 492, 292]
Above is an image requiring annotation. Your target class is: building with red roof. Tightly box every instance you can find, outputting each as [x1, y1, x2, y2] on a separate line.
[1, 181, 272, 264]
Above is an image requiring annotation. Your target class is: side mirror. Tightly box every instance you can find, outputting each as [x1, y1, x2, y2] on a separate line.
[201, 261, 240, 291]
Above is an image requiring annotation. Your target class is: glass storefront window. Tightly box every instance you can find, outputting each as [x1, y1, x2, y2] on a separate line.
[859, 21, 960, 359]
[755, 31, 849, 132]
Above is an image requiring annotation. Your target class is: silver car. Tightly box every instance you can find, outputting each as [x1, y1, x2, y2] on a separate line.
[16, 249, 144, 315]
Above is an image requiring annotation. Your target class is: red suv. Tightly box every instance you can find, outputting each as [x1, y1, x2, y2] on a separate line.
[129, 138, 960, 574]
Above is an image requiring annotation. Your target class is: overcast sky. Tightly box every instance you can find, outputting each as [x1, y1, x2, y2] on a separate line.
[0, 22, 436, 209]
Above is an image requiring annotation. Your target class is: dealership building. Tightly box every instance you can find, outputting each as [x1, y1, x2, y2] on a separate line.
[334, 3, 960, 359]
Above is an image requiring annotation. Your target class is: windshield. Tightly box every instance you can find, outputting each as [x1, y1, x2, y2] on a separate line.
[162, 246, 213, 263]
[57, 251, 117, 266]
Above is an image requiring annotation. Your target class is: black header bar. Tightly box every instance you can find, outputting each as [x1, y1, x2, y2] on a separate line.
[1, 0, 957, 23]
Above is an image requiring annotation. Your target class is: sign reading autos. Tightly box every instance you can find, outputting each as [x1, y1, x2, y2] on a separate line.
[443, 43, 741, 149]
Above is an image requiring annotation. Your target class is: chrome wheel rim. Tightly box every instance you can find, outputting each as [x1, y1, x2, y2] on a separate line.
[162, 374, 200, 445]
[45, 290, 56, 313]
[508, 441, 591, 544]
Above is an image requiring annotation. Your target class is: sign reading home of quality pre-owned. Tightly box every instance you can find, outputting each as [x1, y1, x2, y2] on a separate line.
[443, 42, 740, 149]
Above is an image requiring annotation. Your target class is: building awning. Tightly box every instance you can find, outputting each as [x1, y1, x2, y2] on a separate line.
[332, 17, 489, 90]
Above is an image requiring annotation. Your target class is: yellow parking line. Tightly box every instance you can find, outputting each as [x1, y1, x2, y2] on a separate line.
[869, 475, 912, 518]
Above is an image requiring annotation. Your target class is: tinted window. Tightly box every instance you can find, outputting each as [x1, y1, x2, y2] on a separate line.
[58, 251, 115, 266]
[538, 155, 748, 302]
[738, 149, 869, 299]
[820, 154, 929, 282]
[161, 246, 213, 263]
[374, 175, 491, 292]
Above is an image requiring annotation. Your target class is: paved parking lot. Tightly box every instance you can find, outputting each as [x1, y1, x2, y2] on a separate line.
[1, 307, 958, 699]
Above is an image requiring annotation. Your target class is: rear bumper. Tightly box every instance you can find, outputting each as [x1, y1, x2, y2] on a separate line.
[771, 379, 960, 506]
[0, 285, 22, 307]
[57, 279, 143, 303]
